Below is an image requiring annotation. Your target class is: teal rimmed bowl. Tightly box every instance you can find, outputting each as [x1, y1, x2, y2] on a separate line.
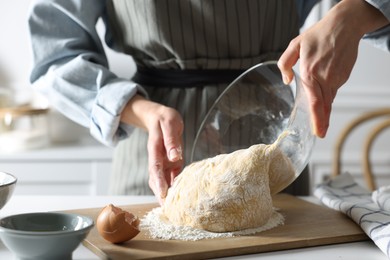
[0, 212, 94, 260]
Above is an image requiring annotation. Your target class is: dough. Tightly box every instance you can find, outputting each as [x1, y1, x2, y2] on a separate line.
[268, 148, 296, 195]
[162, 142, 295, 233]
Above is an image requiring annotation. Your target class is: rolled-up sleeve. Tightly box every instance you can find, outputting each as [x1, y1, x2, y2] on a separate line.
[366, 0, 390, 21]
[363, 0, 390, 52]
[28, 0, 145, 146]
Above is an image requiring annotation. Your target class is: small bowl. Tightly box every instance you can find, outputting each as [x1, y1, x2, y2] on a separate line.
[0, 171, 17, 210]
[191, 61, 315, 193]
[0, 212, 94, 260]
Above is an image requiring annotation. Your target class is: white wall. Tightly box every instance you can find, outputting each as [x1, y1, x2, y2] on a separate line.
[0, 2, 32, 90]
[1, 1, 390, 190]
[0, 1, 135, 91]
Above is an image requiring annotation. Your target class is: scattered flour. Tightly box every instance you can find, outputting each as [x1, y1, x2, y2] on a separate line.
[140, 207, 284, 241]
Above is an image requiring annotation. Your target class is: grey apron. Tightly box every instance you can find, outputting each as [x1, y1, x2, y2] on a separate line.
[106, 0, 309, 195]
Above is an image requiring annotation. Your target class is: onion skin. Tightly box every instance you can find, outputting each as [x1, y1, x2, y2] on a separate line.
[96, 204, 140, 243]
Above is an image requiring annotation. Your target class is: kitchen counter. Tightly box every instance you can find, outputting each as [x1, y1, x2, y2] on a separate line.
[0, 195, 387, 260]
[0, 138, 114, 196]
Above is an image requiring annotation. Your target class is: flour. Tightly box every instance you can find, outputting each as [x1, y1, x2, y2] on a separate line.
[140, 207, 284, 241]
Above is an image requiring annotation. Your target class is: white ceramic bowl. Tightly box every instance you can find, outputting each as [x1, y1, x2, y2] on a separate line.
[0, 172, 17, 210]
[191, 61, 315, 193]
[0, 212, 94, 260]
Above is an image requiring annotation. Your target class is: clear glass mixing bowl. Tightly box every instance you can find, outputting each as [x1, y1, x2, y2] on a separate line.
[190, 61, 315, 192]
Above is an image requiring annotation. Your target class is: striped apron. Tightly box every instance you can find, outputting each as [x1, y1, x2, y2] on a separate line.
[106, 0, 309, 195]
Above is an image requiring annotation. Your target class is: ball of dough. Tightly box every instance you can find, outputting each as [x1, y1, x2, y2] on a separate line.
[162, 144, 276, 232]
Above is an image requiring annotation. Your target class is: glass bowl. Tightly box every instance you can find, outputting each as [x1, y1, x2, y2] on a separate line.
[191, 61, 315, 193]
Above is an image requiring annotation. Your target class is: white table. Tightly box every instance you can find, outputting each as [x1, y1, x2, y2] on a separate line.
[0, 195, 387, 260]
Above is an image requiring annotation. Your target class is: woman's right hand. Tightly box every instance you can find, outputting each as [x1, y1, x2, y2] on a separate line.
[278, 0, 389, 138]
[120, 95, 184, 205]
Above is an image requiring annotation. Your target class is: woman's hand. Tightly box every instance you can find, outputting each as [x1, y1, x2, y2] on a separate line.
[278, 0, 389, 138]
[145, 104, 184, 205]
[121, 95, 184, 205]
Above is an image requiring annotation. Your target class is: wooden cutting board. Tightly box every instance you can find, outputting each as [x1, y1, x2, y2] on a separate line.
[64, 194, 368, 260]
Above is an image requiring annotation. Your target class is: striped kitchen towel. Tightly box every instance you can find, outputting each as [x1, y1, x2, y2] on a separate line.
[314, 173, 390, 258]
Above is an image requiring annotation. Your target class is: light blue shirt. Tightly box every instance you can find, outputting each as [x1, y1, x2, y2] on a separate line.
[28, 0, 390, 146]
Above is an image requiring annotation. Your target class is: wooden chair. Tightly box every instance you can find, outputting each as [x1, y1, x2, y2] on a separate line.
[332, 108, 390, 191]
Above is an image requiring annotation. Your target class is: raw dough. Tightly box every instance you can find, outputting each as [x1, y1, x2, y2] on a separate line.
[268, 148, 296, 195]
[162, 141, 295, 233]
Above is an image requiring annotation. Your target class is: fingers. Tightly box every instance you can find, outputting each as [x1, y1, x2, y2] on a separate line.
[148, 153, 181, 205]
[146, 106, 184, 205]
[147, 122, 168, 205]
[299, 71, 329, 138]
[159, 109, 184, 186]
[278, 37, 301, 85]
[160, 114, 184, 162]
[279, 35, 333, 138]
[148, 166, 168, 205]
[168, 161, 183, 185]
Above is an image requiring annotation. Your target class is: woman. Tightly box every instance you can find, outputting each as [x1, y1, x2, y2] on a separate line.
[28, 0, 389, 204]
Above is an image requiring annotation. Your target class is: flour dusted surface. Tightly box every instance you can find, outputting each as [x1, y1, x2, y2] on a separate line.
[141, 207, 284, 241]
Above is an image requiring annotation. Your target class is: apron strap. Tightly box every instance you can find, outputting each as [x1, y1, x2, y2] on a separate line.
[132, 67, 245, 88]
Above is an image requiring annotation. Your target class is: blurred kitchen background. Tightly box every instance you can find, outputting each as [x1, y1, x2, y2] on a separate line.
[1, 1, 390, 196]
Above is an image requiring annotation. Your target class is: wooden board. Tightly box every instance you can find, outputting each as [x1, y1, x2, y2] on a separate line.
[64, 194, 368, 260]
